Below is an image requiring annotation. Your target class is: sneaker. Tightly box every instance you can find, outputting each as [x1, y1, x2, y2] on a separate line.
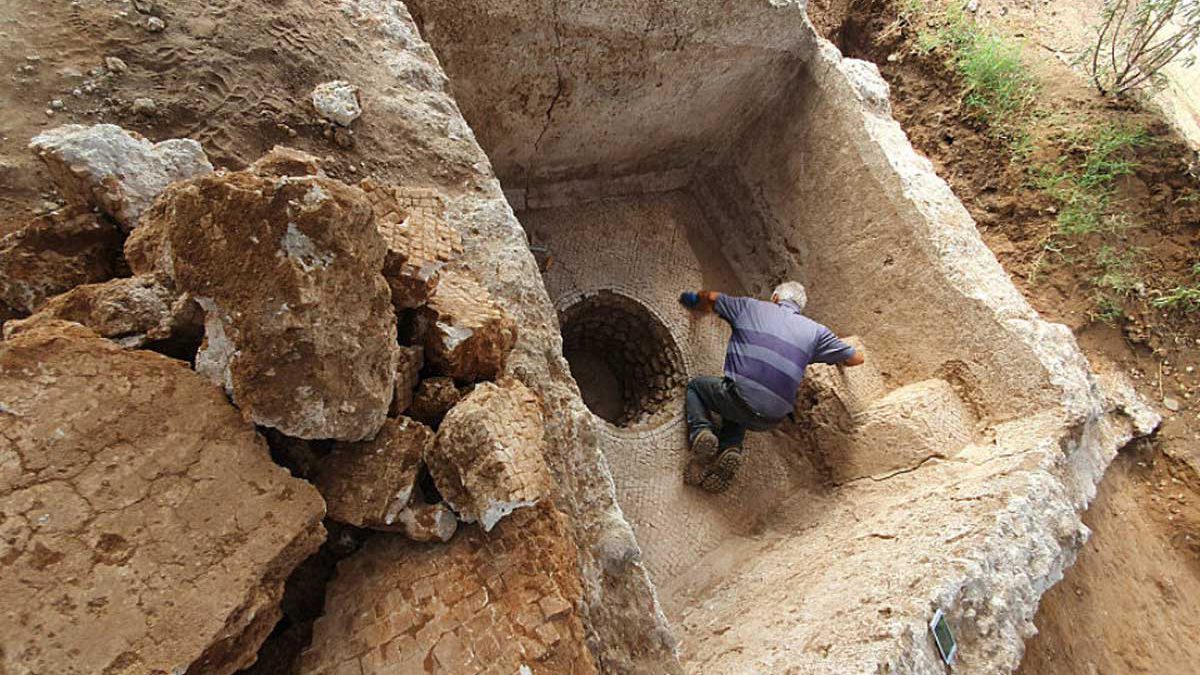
[700, 448, 743, 494]
[684, 430, 720, 486]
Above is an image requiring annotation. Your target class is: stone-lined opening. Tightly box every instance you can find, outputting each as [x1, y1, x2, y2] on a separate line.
[559, 291, 686, 428]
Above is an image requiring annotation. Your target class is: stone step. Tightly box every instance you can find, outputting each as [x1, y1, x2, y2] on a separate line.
[817, 377, 975, 483]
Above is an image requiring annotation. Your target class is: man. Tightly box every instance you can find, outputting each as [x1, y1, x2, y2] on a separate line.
[678, 281, 864, 493]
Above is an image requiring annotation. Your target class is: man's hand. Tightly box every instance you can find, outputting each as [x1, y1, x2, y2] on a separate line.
[680, 290, 720, 312]
[840, 351, 865, 367]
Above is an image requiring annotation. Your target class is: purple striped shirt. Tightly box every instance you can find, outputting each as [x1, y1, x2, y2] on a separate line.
[715, 295, 856, 419]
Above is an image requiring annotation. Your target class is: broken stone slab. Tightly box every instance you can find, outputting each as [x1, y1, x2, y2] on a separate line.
[0, 320, 326, 675]
[408, 375, 462, 427]
[298, 501, 596, 675]
[315, 416, 431, 531]
[396, 501, 458, 543]
[126, 167, 400, 441]
[0, 208, 121, 316]
[311, 80, 362, 127]
[3, 274, 201, 348]
[29, 123, 213, 230]
[390, 345, 424, 417]
[427, 378, 550, 530]
[417, 268, 518, 382]
[359, 180, 463, 310]
[251, 145, 324, 178]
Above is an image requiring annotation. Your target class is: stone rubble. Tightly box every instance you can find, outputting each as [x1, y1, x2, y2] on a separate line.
[315, 416, 433, 532]
[0, 320, 326, 675]
[427, 378, 551, 530]
[299, 501, 597, 675]
[29, 123, 213, 230]
[390, 344, 424, 417]
[418, 268, 518, 382]
[311, 80, 363, 127]
[126, 161, 400, 441]
[408, 375, 463, 427]
[0, 208, 120, 316]
[360, 180, 463, 310]
[251, 145, 325, 178]
[3, 274, 201, 348]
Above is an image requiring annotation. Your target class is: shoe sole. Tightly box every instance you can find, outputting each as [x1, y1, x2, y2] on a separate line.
[701, 449, 743, 494]
[684, 431, 720, 486]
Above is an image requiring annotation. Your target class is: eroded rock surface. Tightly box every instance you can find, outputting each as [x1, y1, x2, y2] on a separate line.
[311, 80, 362, 127]
[0, 321, 326, 675]
[29, 124, 213, 230]
[0, 208, 120, 316]
[390, 344, 424, 417]
[427, 378, 550, 530]
[251, 145, 324, 178]
[299, 501, 596, 675]
[408, 376, 462, 427]
[418, 269, 518, 382]
[3, 274, 200, 348]
[316, 416, 431, 531]
[360, 180, 463, 310]
[127, 167, 400, 441]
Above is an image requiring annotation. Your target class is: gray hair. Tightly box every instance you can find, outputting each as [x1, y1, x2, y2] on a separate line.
[772, 281, 807, 312]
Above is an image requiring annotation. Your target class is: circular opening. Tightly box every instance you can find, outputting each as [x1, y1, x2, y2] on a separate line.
[560, 291, 687, 428]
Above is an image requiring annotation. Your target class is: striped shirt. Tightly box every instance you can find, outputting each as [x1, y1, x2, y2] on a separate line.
[715, 295, 857, 420]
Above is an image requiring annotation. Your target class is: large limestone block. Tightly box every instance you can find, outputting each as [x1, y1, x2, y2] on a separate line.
[127, 169, 400, 441]
[427, 378, 550, 530]
[359, 180, 463, 309]
[3, 274, 200, 348]
[315, 416, 432, 531]
[0, 208, 120, 315]
[417, 269, 518, 382]
[824, 378, 976, 482]
[29, 124, 213, 230]
[299, 501, 597, 675]
[0, 321, 326, 675]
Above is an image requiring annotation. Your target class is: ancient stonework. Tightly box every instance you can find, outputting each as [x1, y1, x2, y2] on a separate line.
[299, 501, 597, 675]
[427, 378, 550, 530]
[390, 345, 424, 417]
[126, 166, 400, 441]
[359, 180, 463, 310]
[3, 274, 200, 348]
[0, 208, 120, 316]
[29, 124, 213, 230]
[418, 269, 518, 382]
[0, 321, 325, 675]
[396, 502, 459, 543]
[316, 416, 432, 531]
[408, 376, 462, 427]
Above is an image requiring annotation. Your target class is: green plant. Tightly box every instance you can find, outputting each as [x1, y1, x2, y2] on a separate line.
[1087, 0, 1200, 96]
[1031, 123, 1148, 236]
[1151, 263, 1200, 312]
[1091, 293, 1128, 323]
[1094, 245, 1144, 296]
[910, 2, 1040, 137]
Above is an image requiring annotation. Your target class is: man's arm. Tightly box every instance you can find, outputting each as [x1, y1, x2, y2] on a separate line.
[679, 290, 722, 313]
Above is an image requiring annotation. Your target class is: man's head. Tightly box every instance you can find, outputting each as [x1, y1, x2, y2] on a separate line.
[771, 281, 807, 312]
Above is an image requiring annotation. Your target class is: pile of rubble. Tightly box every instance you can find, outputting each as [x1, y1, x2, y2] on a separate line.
[0, 124, 581, 674]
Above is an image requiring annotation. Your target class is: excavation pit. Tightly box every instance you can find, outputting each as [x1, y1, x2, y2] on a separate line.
[408, 1, 1153, 672]
[559, 291, 686, 428]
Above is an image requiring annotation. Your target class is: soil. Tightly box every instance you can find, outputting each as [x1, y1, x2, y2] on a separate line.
[828, 1, 1200, 673]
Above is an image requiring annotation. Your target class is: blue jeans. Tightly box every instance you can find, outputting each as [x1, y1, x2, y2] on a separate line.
[685, 376, 780, 451]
